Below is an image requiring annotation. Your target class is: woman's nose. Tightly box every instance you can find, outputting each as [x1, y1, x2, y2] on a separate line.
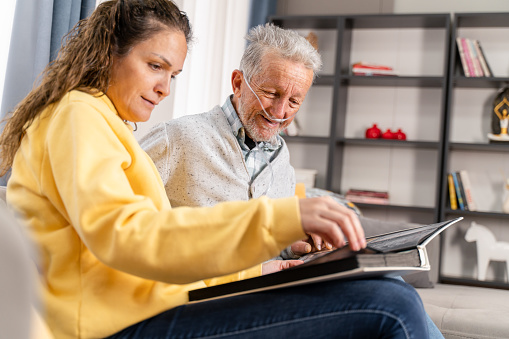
[156, 76, 171, 97]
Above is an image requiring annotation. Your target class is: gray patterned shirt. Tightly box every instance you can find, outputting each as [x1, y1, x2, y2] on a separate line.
[222, 97, 282, 181]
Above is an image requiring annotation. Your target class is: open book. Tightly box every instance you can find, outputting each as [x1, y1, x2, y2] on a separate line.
[188, 217, 463, 302]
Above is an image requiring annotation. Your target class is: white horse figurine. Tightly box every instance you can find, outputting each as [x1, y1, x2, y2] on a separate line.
[465, 221, 509, 281]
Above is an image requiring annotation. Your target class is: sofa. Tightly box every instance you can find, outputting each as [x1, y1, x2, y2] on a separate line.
[2, 185, 509, 338]
[367, 217, 509, 339]
[416, 237, 509, 339]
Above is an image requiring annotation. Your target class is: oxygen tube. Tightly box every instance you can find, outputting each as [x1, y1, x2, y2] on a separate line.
[242, 72, 296, 196]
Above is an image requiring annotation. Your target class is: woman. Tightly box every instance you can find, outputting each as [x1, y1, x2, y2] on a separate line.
[0, 1, 428, 338]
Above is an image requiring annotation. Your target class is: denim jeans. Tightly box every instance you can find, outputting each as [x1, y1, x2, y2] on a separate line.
[107, 277, 429, 339]
[392, 276, 444, 339]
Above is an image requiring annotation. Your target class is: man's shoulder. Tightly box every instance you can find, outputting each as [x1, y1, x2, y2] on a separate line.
[165, 106, 225, 129]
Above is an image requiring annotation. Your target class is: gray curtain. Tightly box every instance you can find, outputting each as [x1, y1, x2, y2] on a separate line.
[248, 0, 277, 30]
[0, 0, 95, 185]
[1, 0, 95, 118]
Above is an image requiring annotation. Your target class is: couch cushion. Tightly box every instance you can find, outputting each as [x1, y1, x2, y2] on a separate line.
[417, 283, 509, 339]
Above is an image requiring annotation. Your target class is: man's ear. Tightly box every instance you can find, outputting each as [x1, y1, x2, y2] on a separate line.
[231, 69, 243, 98]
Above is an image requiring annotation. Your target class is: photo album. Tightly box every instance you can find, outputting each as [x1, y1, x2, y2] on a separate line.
[188, 217, 463, 302]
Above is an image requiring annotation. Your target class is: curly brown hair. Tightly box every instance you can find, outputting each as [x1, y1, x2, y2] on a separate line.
[0, 0, 192, 175]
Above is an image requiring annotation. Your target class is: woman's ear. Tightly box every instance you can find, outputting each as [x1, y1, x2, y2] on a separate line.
[231, 69, 243, 98]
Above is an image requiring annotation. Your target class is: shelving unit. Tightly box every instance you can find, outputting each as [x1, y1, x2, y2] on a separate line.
[439, 13, 509, 289]
[271, 13, 451, 224]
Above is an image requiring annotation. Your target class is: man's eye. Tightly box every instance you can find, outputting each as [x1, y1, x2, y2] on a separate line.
[289, 99, 300, 107]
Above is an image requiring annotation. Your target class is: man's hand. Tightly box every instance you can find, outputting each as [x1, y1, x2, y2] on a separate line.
[290, 238, 332, 256]
[262, 260, 304, 275]
[299, 196, 366, 252]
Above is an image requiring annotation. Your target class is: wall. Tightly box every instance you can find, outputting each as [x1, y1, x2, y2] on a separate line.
[276, 0, 509, 15]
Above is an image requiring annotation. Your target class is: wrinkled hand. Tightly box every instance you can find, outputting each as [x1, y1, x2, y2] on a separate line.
[262, 260, 304, 275]
[290, 237, 332, 256]
[299, 196, 366, 252]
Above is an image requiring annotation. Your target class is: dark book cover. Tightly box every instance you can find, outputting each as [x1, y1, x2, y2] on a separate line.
[188, 218, 462, 302]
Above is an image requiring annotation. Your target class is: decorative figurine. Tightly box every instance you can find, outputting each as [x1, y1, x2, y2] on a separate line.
[305, 32, 319, 51]
[394, 128, 407, 140]
[488, 87, 509, 142]
[465, 221, 509, 282]
[365, 124, 381, 138]
[381, 128, 394, 139]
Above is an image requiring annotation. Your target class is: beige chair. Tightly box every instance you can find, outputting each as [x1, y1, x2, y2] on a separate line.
[0, 186, 54, 339]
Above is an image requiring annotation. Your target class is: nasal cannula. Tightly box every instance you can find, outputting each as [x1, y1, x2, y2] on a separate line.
[242, 72, 298, 196]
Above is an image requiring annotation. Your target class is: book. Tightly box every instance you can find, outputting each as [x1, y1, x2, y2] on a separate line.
[345, 189, 389, 205]
[351, 62, 397, 76]
[460, 37, 476, 77]
[345, 189, 389, 198]
[459, 170, 477, 211]
[447, 173, 458, 210]
[451, 172, 465, 210]
[456, 37, 470, 77]
[455, 171, 469, 210]
[188, 217, 463, 302]
[344, 195, 389, 205]
[473, 40, 493, 77]
[466, 38, 484, 77]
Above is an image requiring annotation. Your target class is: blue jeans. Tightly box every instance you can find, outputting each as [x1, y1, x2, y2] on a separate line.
[392, 276, 444, 339]
[107, 278, 429, 338]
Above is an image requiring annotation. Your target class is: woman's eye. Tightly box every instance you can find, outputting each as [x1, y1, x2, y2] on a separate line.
[150, 63, 162, 71]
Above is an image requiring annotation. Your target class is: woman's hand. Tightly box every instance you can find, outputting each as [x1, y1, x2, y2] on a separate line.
[299, 196, 366, 252]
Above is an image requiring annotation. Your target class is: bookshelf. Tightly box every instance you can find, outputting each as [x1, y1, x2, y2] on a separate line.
[270, 14, 451, 225]
[440, 13, 509, 289]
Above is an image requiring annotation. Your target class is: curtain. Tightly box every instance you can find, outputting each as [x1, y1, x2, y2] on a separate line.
[0, 0, 95, 184]
[248, 0, 277, 29]
[1, 0, 95, 118]
[134, 0, 251, 139]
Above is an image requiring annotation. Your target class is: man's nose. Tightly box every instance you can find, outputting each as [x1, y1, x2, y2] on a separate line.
[269, 99, 287, 119]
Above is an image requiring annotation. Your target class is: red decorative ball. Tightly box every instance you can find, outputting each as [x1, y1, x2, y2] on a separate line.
[365, 124, 381, 139]
[381, 128, 395, 139]
[394, 128, 406, 140]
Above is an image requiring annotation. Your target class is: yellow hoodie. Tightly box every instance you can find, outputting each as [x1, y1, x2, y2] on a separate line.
[7, 90, 304, 339]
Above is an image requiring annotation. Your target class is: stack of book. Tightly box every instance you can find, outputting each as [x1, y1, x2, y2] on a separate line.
[351, 62, 397, 76]
[345, 189, 389, 205]
[456, 37, 492, 77]
[447, 170, 477, 211]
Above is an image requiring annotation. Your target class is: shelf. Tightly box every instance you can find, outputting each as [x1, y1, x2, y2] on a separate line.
[314, 75, 335, 86]
[282, 136, 330, 144]
[344, 14, 449, 29]
[340, 75, 445, 88]
[338, 138, 440, 149]
[455, 12, 509, 28]
[440, 276, 509, 291]
[353, 203, 435, 213]
[452, 76, 509, 88]
[269, 16, 339, 30]
[444, 208, 509, 219]
[449, 142, 509, 152]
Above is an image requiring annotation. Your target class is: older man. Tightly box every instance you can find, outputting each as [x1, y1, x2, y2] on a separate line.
[140, 23, 324, 259]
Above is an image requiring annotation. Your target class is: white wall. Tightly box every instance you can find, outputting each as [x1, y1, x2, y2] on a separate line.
[277, 0, 509, 15]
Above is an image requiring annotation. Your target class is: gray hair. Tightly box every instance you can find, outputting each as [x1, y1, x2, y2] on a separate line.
[240, 23, 322, 82]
